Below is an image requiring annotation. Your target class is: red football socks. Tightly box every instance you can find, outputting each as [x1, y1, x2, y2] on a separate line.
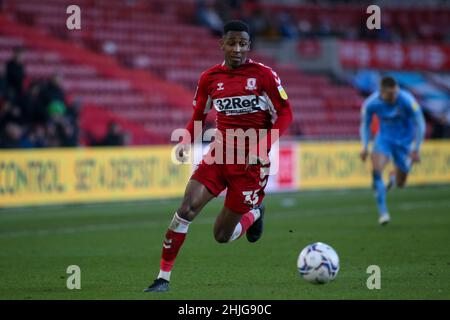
[158, 213, 191, 281]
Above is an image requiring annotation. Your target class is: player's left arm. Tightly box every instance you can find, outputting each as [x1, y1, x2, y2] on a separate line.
[249, 68, 293, 165]
[407, 95, 426, 162]
[263, 68, 293, 146]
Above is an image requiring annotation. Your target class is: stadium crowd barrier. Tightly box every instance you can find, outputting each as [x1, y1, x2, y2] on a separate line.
[1, 141, 449, 208]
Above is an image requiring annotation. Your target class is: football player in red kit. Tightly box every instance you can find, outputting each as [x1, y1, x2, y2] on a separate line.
[144, 20, 293, 292]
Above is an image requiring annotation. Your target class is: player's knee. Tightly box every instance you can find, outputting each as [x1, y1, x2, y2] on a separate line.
[214, 236, 229, 244]
[213, 230, 230, 243]
[177, 204, 197, 221]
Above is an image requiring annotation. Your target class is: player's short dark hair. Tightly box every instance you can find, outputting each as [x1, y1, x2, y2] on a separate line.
[380, 76, 398, 88]
[223, 20, 249, 36]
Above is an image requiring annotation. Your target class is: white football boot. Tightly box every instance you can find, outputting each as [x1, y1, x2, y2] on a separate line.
[378, 213, 391, 226]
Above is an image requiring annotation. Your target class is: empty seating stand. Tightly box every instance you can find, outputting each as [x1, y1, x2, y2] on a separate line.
[3, 0, 369, 141]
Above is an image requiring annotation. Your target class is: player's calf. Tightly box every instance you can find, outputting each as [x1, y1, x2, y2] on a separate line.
[213, 205, 263, 243]
[396, 174, 407, 188]
[393, 169, 408, 188]
[372, 170, 389, 221]
[386, 171, 396, 191]
[396, 181, 406, 188]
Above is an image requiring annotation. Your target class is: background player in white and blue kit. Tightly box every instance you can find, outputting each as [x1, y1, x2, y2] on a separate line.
[360, 76, 426, 225]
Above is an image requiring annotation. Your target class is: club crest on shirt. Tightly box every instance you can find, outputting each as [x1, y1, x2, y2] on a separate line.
[245, 78, 257, 90]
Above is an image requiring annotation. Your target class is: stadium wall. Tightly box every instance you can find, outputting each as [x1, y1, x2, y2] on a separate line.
[1, 141, 449, 208]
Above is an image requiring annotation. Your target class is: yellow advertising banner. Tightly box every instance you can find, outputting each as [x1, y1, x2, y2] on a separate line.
[297, 141, 450, 189]
[0, 147, 191, 207]
[1, 141, 449, 207]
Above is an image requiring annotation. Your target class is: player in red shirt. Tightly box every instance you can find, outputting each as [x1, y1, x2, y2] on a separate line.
[144, 20, 293, 292]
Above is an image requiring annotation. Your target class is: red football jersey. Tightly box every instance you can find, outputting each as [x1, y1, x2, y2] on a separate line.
[185, 59, 293, 156]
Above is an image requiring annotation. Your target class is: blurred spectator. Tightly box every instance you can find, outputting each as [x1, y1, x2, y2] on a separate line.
[44, 122, 60, 147]
[198, 0, 447, 42]
[0, 61, 80, 148]
[196, 0, 224, 36]
[102, 122, 126, 146]
[297, 19, 313, 36]
[0, 123, 24, 148]
[94, 121, 127, 146]
[248, 7, 270, 37]
[214, 0, 233, 25]
[0, 101, 24, 126]
[5, 47, 25, 104]
[24, 125, 46, 148]
[18, 79, 43, 122]
[277, 12, 299, 39]
[40, 73, 66, 118]
[65, 99, 81, 144]
[431, 111, 450, 139]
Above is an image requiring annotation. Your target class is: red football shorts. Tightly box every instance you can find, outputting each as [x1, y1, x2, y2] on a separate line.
[191, 160, 270, 214]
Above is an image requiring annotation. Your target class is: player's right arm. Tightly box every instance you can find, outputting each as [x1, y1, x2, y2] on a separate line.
[177, 72, 211, 162]
[359, 97, 374, 162]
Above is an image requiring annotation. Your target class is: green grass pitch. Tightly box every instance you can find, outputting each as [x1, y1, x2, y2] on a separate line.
[1, 185, 449, 299]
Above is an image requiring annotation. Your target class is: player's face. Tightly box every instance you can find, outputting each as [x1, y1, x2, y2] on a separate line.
[380, 86, 399, 105]
[221, 31, 250, 69]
